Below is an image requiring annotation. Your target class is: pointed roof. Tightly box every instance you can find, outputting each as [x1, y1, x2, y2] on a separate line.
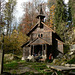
[36, 4, 45, 19]
[21, 41, 30, 48]
[56, 39, 64, 44]
[27, 21, 39, 36]
[27, 22, 55, 36]
[27, 37, 50, 46]
[39, 4, 44, 14]
[21, 37, 50, 47]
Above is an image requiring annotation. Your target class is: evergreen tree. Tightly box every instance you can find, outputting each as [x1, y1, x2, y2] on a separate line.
[65, 0, 75, 45]
[54, 0, 67, 40]
[68, 0, 75, 27]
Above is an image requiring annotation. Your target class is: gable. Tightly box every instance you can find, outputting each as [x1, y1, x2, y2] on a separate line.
[28, 38, 50, 45]
[41, 22, 55, 33]
[27, 21, 39, 36]
[27, 22, 54, 36]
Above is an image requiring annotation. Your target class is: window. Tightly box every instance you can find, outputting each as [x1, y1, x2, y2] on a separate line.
[38, 34, 43, 37]
[41, 34, 43, 37]
[38, 34, 40, 37]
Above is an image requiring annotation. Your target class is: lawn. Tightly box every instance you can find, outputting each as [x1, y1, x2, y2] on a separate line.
[3, 58, 75, 75]
[3, 60, 52, 75]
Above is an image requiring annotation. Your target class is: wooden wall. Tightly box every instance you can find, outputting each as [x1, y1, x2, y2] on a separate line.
[57, 40, 63, 53]
[30, 24, 53, 45]
[23, 46, 30, 59]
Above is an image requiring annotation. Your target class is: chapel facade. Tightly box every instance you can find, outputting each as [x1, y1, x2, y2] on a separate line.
[22, 5, 64, 60]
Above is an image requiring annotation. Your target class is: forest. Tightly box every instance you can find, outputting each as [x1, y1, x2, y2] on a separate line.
[0, 0, 75, 55]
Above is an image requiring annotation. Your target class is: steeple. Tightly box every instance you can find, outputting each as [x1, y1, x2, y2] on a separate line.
[36, 4, 45, 21]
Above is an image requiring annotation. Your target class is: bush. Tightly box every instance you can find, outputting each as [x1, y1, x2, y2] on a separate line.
[3, 30, 29, 55]
[64, 44, 70, 54]
[4, 60, 18, 70]
[67, 56, 75, 64]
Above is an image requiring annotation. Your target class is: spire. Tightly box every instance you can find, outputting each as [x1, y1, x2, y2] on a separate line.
[39, 4, 43, 14]
[36, 4, 45, 20]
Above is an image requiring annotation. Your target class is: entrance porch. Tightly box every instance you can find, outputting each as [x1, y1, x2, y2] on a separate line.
[29, 44, 53, 60]
[31, 44, 47, 56]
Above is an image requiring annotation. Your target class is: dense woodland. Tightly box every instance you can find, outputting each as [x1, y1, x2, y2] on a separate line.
[0, 0, 75, 55]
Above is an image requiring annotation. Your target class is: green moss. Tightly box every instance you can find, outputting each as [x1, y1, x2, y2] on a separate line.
[67, 56, 75, 64]
[18, 60, 26, 63]
[4, 60, 18, 70]
[64, 44, 70, 54]
[31, 63, 48, 73]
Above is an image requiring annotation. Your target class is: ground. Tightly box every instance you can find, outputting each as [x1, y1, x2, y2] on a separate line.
[3, 60, 53, 75]
[3, 53, 75, 75]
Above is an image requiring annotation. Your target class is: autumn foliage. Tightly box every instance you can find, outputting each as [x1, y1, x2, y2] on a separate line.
[50, 5, 55, 28]
[19, 2, 38, 34]
[0, 30, 29, 54]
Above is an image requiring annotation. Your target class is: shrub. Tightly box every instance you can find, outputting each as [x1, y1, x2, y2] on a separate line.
[64, 44, 70, 54]
[67, 56, 75, 64]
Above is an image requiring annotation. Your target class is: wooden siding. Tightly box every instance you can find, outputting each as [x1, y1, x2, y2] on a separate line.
[22, 21, 64, 59]
[23, 46, 30, 58]
[29, 38, 50, 45]
[58, 40, 63, 53]
[22, 6, 64, 60]
[50, 32, 52, 44]
[30, 24, 53, 45]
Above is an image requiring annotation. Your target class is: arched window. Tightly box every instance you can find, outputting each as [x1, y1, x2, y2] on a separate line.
[41, 34, 43, 37]
[38, 34, 40, 37]
[38, 34, 43, 37]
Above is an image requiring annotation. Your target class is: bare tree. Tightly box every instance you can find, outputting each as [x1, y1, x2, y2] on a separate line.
[0, 0, 5, 28]
[3, 0, 16, 36]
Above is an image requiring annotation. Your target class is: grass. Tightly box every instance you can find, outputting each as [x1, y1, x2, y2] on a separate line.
[67, 56, 75, 64]
[4, 57, 75, 75]
[3, 60, 65, 75]
[4, 60, 18, 70]
[4, 60, 47, 72]
[19, 60, 26, 63]
[3, 60, 52, 74]
[31, 63, 48, 72]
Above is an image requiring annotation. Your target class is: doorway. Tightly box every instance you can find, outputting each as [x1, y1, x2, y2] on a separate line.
[34, 45, 42, 55]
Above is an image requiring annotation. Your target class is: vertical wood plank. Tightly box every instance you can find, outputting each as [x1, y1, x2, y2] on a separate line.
[33, 45, 34, 54]
[42, 44, 44, 55]
[29, 46, 31, 55]
[23, 47, 25, 59]
[45, 44, 47, 57]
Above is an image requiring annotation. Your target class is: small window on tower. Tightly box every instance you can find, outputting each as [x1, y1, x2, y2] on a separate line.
[41, 34, 43, 37]
[38, 34, 43, 37]
[38, 34, 40, 37]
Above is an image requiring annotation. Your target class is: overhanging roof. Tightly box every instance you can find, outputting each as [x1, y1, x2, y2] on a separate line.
[21, 41, 30, 48]
[27, 21, 55, 36]
[27, 21, 39, 36]
[27, 37, 50, 46]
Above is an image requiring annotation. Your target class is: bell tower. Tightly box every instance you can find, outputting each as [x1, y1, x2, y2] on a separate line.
[36, 4, 45, 28]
